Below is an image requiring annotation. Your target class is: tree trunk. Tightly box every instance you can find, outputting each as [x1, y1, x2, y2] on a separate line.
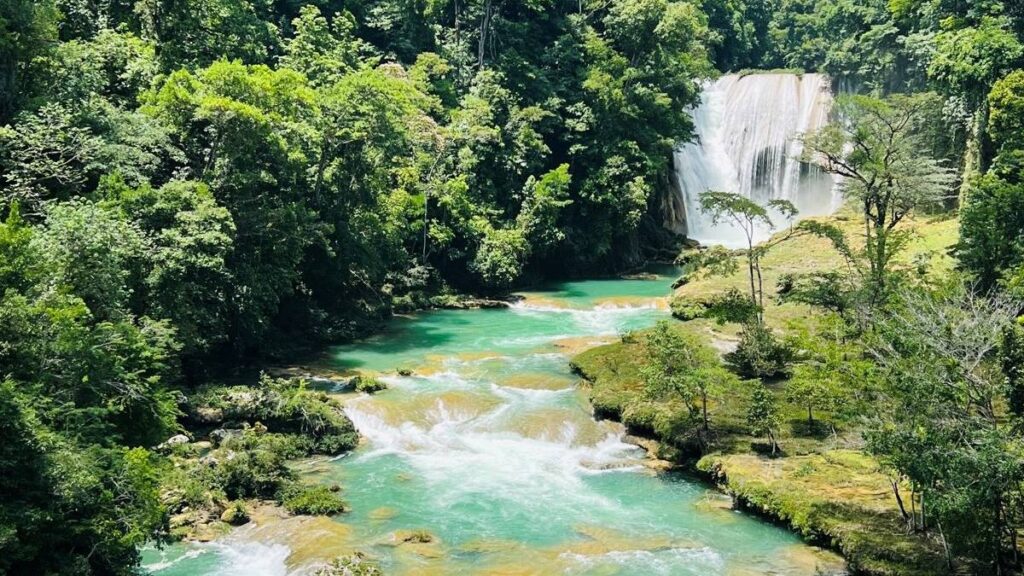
[755, 259, 765, 316]
[422, 190, 430, 262]
[747, 252, 757, 313]
[891, 480, 909, 522]
[921, 489, 927, 531]
[477, 0, 492, 69]
[702, 392, 709, 431]
[994, 494, 1004, 575]
[938, 520, 953, 570]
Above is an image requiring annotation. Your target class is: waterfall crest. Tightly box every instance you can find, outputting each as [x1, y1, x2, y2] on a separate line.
[671, 73, 840, 246]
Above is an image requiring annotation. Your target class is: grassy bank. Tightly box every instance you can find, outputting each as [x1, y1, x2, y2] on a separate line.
[570, 212, 960, 575]
[572, 334, 947, 575]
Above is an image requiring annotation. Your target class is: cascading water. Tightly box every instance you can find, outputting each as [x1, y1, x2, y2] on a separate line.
[142, 268, 847, 575]
[671, 73, 841, 247]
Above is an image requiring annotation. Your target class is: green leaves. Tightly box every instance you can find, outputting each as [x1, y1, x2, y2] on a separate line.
[746, 381, 779, 452]
[803, 93, 955, 307]
[281, 6, 376, 86]
[640, 320, 727, 426]
[32, 199, 147, 321]
[928, 16, 1023, 103]
[988, 70, 1024, 166]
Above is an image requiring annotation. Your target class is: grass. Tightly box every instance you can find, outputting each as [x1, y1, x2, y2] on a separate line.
[672, 209, 960, 341]
[697, 452, 947, 576]
[574, 336, 948, 575]
[571, 211, 960, 575]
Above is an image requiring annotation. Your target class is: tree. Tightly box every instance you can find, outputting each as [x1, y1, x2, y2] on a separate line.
[143, 60, 322, 351]
[802, 93, 956, 307]
[641, 320, 727, 432]
[107, 178, 236, 358]
[135, 0, 279, 70]
[698, 191, 796, 320]
[279, 6, 374, 86]
[988, 71, 1024, 159]
[724, 320, 792, 380]
[0, 0, 58, 121]
[0, 104, 105, 208]
[784, 314, 869, 428]
[31, 199, 147, 321]
[785, 369, 836, 427]
[1001, 322, 1024, 418]
[747, 382, 779, 455]
[958, 173, 1024, 291]
[868, 283, 1024, 570]
[0, 203, 35, 292]
[0, 382, 167, 575]
[927, 16, 1023, 108]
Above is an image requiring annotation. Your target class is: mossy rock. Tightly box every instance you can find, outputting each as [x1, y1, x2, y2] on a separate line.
[355, 376, 388, 394]
[315, 552, 383, 576]
[220, 501, 250, 526]
[392, 529, 434, 544]
[281, 484, 348, 516]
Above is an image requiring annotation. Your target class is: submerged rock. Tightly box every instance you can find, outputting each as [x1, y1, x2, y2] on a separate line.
[367, 507, 398, 521]
[268, 366, 360, 392]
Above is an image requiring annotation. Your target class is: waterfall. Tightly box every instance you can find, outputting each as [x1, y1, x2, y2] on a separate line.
[671, 73, 840, 247]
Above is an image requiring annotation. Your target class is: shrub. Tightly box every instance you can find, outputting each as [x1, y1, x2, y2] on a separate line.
[776, 272, 852, 313]
[216, 444, 293, 500]
[725, 322, 792, 380]
[669, 295, 709, 320]
[704, 288, 760, 324]
[188, 376, 359, 456]
[220, 501, 249, 525]
[355, 376, 387, 393]
[280, 484, 347, 516]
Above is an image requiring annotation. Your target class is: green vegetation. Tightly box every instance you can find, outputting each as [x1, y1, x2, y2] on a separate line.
[697, 451, 947, 576]
[355, 375, 388, 394]
[316, 553, 384, 576]
[800, 93, 955, 307]
[577, 132, 1024, 575]
[158, 375, 358, 539]
[1, 0, 1024, 572]
[281, 484, 348, 516]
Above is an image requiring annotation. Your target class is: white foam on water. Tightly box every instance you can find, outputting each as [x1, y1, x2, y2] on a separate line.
[560, 546, 725, 575]
[378, 369, 481, 393]
[143, 547, 206, 572]
[509, 302, 661, 336]
[345, 397, 645, 516]
[489, 382, 573, 403]
[208, 541, 291, 576]
[146, 541, 291, 576]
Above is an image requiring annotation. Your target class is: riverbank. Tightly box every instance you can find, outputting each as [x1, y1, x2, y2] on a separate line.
[147, 267, 848, 575]
[571, 334, 947, 575]
[569, 212, 963, 575]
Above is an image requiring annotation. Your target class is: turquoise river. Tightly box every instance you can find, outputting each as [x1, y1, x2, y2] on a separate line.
[143, 267, 845, 575]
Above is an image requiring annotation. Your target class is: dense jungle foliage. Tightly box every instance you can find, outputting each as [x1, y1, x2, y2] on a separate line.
[1, 0, 1024, 573]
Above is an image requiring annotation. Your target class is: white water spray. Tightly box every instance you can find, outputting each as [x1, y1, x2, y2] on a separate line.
[671, 73, 840, 246]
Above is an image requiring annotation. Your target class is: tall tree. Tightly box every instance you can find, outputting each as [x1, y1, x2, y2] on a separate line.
[698, 191, 796, 318]
[802, 93, 955, 308]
